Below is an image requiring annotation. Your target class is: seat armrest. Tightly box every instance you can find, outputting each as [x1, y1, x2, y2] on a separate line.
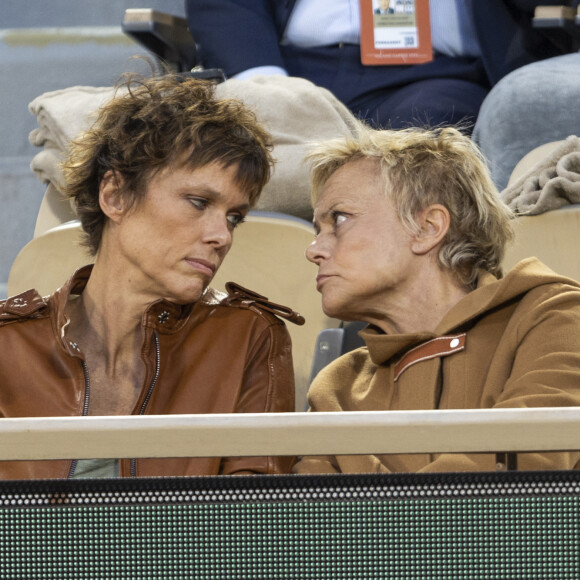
[308, 322, 367, 393]
[122, 9, 197, 72]
[533, 5, 580, 52]
[308, 328, 346, 393]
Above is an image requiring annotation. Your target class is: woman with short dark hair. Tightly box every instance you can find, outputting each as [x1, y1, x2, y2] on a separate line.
[0, 74, 301, 480]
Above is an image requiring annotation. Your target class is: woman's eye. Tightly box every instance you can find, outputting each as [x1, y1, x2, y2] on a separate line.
[227, 214, 246, 228]
[189, 197, 208, 210]
[333, 213, 348, 227]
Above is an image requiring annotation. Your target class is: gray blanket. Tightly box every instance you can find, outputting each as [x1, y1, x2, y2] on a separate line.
[500, 135, 580, 215]
[28, 76, 361, 221]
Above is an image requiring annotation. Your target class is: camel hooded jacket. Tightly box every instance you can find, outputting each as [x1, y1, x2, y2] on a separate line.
[294, 258, 580, 475]
[0, 265, 301, 480]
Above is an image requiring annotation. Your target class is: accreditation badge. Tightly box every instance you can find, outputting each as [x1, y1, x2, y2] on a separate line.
[359, 0, 433, 65]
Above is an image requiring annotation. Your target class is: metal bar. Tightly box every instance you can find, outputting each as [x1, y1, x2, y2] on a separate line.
[0, 408, 579, 460]
[495, 452, 519, 471]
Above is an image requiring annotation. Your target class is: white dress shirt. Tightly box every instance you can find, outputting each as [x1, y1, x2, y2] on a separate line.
[234, 0, 480, 80]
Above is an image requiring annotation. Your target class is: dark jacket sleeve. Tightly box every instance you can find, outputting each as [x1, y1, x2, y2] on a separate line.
[186, 0, 287, 77]
[220, 317, 296, 475]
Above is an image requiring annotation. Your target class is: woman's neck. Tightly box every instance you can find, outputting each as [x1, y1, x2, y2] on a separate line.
[66, 259, 149, 367]
[370, 270, 469, 335]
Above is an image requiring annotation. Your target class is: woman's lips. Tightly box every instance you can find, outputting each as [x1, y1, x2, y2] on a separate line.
[316, 274, 333, 289]
[185, 258, 216, 277]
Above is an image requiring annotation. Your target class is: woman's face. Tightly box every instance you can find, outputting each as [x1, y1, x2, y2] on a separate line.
[306, 159, 418, 323]
[107, 161, 250, 305]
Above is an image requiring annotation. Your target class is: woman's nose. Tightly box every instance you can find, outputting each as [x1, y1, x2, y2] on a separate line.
[203, 215, 232, 248]
[305, 237, 327, 264]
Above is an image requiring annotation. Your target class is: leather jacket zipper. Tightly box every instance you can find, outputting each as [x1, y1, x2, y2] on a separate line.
[130, 332, 161, 477]
[66, 332, 161, 479]
[66, 360, 91, 479]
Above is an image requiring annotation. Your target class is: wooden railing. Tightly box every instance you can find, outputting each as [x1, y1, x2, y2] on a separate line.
[1, 407, 579, 460]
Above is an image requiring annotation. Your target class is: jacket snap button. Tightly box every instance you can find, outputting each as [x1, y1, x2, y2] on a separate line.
[449, 338, 460, 348]
[158, 311, 170, 324]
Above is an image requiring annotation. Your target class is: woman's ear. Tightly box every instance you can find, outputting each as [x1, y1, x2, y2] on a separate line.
[410, 204, 450, 255]
[99, 170, 127, 223]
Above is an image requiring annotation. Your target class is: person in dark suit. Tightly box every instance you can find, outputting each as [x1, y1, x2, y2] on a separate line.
[186, 0, 569, 134]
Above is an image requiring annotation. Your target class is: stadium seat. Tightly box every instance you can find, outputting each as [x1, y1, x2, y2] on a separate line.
[501, 140, 580, 282]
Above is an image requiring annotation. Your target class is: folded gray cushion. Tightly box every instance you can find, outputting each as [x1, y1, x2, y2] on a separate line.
[500, 135, 580, 215]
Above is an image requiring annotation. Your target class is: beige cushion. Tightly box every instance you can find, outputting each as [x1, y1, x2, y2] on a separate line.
[502, 140, 580, 281]
[8, 221, 93, 297]
[502, 205, 580, 282]
[34, 183, 77, 238]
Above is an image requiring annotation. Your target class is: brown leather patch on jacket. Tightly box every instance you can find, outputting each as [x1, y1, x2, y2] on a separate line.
[394, 333, 466, 381]
[0, 289, 47, 323]
[224, 282, 305, 325]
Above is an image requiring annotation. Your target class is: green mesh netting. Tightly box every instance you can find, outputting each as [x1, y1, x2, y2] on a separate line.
[0, 471, 578, 579]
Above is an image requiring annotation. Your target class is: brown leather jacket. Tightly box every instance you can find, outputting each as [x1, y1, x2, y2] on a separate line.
[0, 266, 302, 480]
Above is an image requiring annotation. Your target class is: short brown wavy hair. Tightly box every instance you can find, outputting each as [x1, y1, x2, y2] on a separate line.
[308, 125, 514, 289]
[62, 73, 274, 255]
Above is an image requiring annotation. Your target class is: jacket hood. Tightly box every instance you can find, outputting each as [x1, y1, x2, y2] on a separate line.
[438, 257, 580, 333]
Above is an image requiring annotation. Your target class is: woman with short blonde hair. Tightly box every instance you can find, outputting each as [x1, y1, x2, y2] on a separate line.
[295, 125, 580, 475]
[308, 126, 514, 289]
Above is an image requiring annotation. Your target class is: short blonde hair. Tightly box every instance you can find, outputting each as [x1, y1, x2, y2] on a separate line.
[308, 125, 514, 289]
